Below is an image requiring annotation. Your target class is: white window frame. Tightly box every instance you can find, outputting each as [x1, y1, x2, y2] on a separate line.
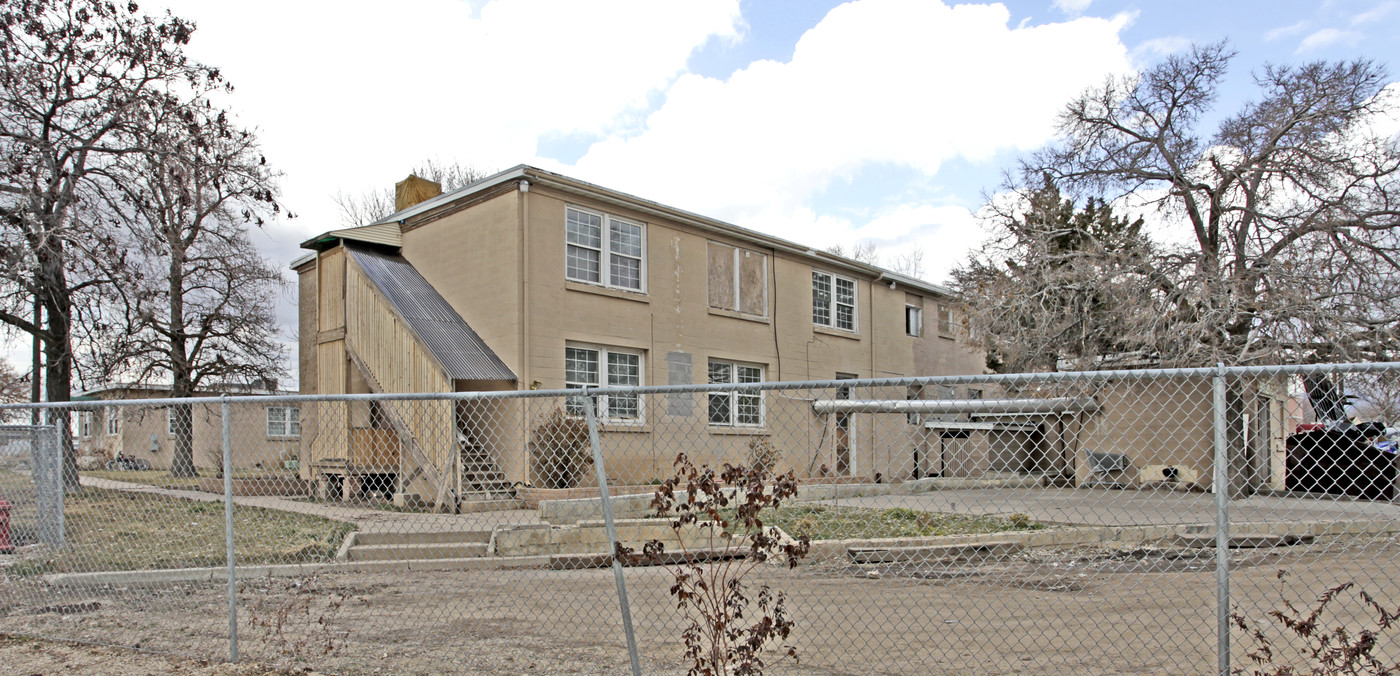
[565, 205, 647, 293]
[266, 406, 301, 438]
[166, 408, 176, 436]
[812, 270, 858, 332]
[906, 304, 923, 337]
[564, 343, 645, 423]
[707, 359, 765, 427]
[105, 407, 120, 436]
[79, 411, 93, 438]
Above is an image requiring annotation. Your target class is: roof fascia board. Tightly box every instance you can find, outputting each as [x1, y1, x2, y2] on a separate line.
[371, 165, 530, 226]
[525, 170, 956, 298]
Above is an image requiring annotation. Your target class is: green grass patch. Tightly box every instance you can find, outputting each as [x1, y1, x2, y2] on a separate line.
[3, 484, 353, 577]
[750, 505, 1042, 541]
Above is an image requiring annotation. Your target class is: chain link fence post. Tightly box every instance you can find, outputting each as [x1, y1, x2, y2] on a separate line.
[1213, 364, 1230, 675]
[584, 391, 642, 676]
[221, 394, 238, 663]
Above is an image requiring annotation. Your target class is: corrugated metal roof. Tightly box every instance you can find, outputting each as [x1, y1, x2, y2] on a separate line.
[347, 246, 516, 382]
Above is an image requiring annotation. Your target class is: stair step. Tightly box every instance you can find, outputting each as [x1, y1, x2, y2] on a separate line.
[354, 530, 491, 547]
[348, 542, 489, 561]
[848, 541, 1024, 565]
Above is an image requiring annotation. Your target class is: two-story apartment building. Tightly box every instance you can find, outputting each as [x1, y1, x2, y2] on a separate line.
[294, 165, 985, 509]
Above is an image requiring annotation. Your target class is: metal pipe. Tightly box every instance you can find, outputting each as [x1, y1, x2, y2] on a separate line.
[222, 395, 238, 663]
[812, 397, 1100, 415]
[586, 393, 641, 676]
[1213, 365, 1230, 675]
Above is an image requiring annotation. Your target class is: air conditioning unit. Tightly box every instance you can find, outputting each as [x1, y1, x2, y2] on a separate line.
[1140, 464, 1198, 485]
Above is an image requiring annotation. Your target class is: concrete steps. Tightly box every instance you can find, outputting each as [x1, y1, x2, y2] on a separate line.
[340, 530, 492, 562]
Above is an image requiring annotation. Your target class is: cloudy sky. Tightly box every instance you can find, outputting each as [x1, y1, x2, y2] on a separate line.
[127, 0, 1400, 382]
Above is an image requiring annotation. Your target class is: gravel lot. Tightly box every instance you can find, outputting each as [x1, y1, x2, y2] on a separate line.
[5, 538, 1400, 675]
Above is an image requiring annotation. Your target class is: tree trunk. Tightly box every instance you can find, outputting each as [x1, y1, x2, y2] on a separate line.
[42, 293, 77, 492]
[169, 401, 197, 478]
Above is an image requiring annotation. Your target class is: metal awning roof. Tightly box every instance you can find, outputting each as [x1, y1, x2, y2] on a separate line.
[922, 420, 1043, 432]
[811, 397, 1099, 415]
[347, 246, 516, 382]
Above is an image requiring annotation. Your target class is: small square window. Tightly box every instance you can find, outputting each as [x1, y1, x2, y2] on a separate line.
[266, 406, 300, 437]
[708, 359, 765, 427]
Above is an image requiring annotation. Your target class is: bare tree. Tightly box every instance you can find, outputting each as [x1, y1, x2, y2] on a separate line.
[90, 97, 288, 477]
[959, 42, 1400, 369]
[888, 245, 925, 279]
[825, 241, 879, 265]
[0, 0, 225, 487]
[333, 158, 487, 227]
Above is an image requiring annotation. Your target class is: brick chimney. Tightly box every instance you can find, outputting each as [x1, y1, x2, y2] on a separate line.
[395, 174, 442, 212]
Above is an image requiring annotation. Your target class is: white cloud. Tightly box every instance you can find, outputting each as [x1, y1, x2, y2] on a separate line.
[1052, 0, 1094, 14]
[1264, 20, 1308, 42]
[1129, 36, 1193, 67]
[561, 0, 1132, 283]
[1352, 1, 1398, 25]
[158, 0, 743, 235]
[1296, 27, 1364, 52]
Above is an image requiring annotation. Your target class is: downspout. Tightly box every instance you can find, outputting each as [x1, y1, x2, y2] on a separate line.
[518, 179, 531, 390]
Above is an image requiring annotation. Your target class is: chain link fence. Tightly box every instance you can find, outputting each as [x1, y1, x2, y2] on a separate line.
[1, 363, 1398, 673]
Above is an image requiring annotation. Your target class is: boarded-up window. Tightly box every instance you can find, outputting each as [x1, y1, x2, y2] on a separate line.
[937, 303, 954, 337]
[707, 242, 736, 310]
[708, 242, 767, 317]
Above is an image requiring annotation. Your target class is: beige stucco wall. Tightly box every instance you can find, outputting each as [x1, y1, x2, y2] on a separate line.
[75, 397, 298, 472]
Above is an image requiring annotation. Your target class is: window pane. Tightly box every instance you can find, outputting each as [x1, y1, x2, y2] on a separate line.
[607, 352, 640, 387]
[837, 303, 855, 331]
[609, 220, 642, 258]
[708, 361, 732, 385]
[836, 277, 855, 305]
[566, 245, 600, 283]
[565, 347, 599, 386]
[565, 386, 589, 417]
[608, 392, 640, 419]
[812, 272, 831, 325]
[736, 392, 761, 426]
[609, 254, 641, 289]
[708, 392, 731, 425]
[737, 365, 762, 384]
[566, 208, 602, 248]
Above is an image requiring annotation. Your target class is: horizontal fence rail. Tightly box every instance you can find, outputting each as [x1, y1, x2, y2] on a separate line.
[0, 363, 1396, 674]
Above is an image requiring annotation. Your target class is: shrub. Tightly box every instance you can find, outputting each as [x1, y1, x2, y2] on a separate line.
[1232, 570, 1400, 675]
[618, 452, 811, 675]
[528, 408, 593, 489]
[746, 437, 782, 475]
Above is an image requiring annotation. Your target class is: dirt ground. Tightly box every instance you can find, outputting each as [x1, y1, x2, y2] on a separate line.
[5, 538, 1400, 675]
[0, 633, 315, 675]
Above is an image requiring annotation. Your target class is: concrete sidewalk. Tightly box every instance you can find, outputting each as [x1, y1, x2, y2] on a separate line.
[79, 475, 542, 533]
[825, 485, 1400, 527]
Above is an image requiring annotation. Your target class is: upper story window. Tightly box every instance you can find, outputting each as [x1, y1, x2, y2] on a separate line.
[564, 343, 644, 422]
[708, 359, 764, 427]
[267, 406, 301, 438]
[905, 304, 923, 337]
[707, 241, 768, 317]
[565, 206, 645, 292]
[105, 407, 120, 435]
[812, 271, 857, 331]
[937, 303, 954, 338]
